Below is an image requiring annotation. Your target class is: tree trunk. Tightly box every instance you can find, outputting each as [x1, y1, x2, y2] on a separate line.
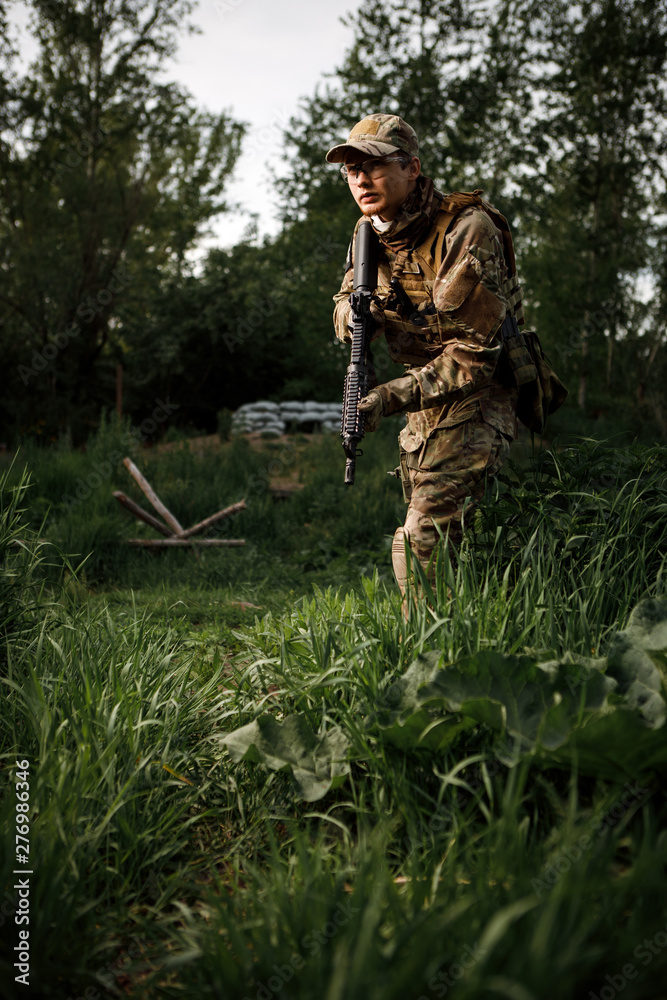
[578, 315, 589, 410]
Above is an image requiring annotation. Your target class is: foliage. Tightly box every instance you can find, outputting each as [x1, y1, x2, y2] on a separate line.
[3, 0, 667, 439]
[221, 715, 350, 802]
[376, 595, 667, 777]
[512, 0, 667, 413]
[3, 413, 404, 588]
[128, 212, 364, 427]
[0, 0, 244, 441]
[0, 462, 48, 653]
[0, 596, 227, 997]
[1, 436, 667, 997]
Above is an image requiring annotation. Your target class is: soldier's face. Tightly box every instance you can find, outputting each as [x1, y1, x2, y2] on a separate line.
[344, 153, 421, 221]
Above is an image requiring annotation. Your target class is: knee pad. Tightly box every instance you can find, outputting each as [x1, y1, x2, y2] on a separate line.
[392, 526, 409, 595]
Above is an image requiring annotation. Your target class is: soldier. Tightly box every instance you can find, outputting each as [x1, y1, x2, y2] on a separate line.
[327, 113, 523, 602]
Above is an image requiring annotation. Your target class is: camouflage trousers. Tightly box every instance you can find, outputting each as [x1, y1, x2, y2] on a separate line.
[392, 391, 517, 597]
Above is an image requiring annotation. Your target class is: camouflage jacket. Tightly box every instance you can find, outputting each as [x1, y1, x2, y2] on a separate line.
[333, 191, 522, 448]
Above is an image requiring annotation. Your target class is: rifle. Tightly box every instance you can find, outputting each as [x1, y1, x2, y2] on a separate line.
[340, 218, 379, 485]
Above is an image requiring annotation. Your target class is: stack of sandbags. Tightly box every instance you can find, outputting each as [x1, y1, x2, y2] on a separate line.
[232, 401, 285, 437]
[231, 401, 343, 436]
[277, 401, 306, 429]
[281, 401, 342, 432]
[312, 403, 343, 432]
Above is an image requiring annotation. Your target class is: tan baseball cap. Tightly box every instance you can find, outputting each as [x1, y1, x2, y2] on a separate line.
[325, 113, 419, 163]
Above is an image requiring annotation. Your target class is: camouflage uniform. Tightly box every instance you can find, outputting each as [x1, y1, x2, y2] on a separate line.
[328, 117, 521, 594]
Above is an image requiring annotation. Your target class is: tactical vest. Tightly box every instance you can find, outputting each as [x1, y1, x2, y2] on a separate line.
[373, 190, 525, 368]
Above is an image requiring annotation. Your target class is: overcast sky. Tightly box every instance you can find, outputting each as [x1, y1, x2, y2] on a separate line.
[10, 0, 364, 248]
[175, 0, 364, 247]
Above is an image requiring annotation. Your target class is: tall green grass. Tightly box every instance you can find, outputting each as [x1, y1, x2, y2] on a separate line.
[0, 462, 53, 654]
[1, 430, 666, 998]
[5, 414, 404, 592]
[0, 599, 235, 996]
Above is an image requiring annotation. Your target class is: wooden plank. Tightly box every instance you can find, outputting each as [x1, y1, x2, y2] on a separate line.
[179, 500, 247, 538]
[122, 457, 185, 535]
[125, 538, 245, 548]
[112, 491, 174, 538]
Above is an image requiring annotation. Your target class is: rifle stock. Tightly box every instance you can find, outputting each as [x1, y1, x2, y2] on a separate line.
[341, 219, 378, 485]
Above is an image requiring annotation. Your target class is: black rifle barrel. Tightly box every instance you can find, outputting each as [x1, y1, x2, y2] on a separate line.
[341, 219, 378, 485]
[353, 217, 377, 292]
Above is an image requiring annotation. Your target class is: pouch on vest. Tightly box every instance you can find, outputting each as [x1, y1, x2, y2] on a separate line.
[513, 329, 568, 433]
[501, 314, 537, 386]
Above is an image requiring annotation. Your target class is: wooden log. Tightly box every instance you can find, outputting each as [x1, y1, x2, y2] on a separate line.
[113, 491, 175, 538]
[179, 500, 247, 538]
[125, 538, 245, 547]
[122, 457, 185, 535]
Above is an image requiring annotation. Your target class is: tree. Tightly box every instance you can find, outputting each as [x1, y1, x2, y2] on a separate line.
[509, 0, 667, 414]
[0, 0, 244, 442]
[130, 205, 364, 430]
[277, 0, 505, 217]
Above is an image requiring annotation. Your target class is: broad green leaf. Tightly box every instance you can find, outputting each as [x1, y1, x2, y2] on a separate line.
[220, 714, 350, 801]
[376, 598, 667, 781]
[605, 597, 667, 728]
[378, 650, 615, 753]
[221, 598, 667, 797]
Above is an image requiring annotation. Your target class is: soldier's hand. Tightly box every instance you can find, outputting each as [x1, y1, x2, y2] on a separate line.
[358, 390, 384, 432]
[337, 298, 384, 344]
